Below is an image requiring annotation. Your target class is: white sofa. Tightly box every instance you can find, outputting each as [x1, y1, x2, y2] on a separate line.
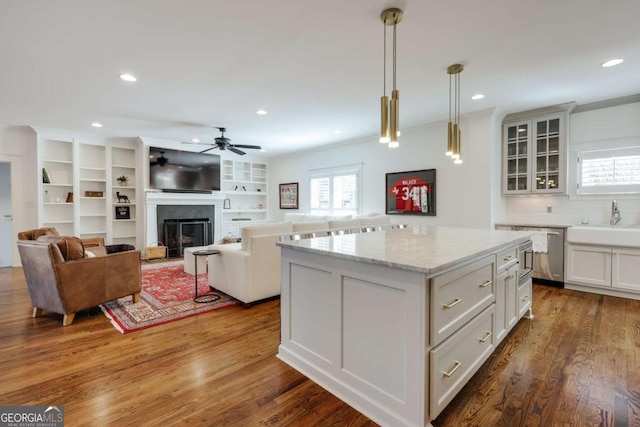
[205, 213, 392, 304]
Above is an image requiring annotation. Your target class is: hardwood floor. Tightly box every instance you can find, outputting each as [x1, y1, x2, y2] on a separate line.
[1, 266, 639, 426]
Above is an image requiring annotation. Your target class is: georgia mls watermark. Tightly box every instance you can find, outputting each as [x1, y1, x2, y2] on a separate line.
[0, 406, 64, 427]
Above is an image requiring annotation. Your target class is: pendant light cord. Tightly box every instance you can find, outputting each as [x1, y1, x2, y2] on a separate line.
[393, 18, 397, 91]
[383, 22, 387, 96]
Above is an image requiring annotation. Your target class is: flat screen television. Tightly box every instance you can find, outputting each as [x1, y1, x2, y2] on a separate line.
[149, 147, 221, 192]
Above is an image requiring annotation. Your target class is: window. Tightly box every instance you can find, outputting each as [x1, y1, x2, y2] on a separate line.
[310, 164, 361, 215]
[577, 147, 640, 194]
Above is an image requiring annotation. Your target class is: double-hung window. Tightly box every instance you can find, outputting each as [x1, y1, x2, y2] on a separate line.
[309, 164, 362, 215]
[577, 146, 640, 194]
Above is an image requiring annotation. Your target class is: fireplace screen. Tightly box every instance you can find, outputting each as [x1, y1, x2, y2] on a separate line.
[164, 219, 210, 257]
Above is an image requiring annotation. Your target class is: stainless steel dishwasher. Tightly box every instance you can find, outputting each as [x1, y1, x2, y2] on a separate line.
[512, 226, 565, 287]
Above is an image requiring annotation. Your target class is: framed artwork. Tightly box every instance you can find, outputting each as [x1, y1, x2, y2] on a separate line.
[385, 169, 436, 216]
[279, 182, 299, 209]
[115, 206, 131, 220]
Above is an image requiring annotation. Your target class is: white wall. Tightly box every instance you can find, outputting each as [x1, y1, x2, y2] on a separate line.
[501, 101, 640, 226]
[0, 125, 37, 266]
[268, 109, 502, 229]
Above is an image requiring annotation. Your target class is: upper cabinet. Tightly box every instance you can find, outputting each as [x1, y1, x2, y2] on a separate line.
[502, 104, 574, 195]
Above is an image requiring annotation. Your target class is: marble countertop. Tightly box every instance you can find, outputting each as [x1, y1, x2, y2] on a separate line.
[495, 222, 574, 229]
[277, 226, 532, 275]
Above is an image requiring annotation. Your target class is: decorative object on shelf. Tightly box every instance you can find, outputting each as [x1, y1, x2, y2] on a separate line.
[257, 188, 261, 192]
[65, 192, 74, 203]
[223, 199, 231, 209]
[85, 191, 104, 197]
[116, 192, 130, 203]
[242, 185, 247, 191]
[279, 182, 299, 209]
[385, 169, 436, 216]
[379, 8, 403, 148]
[258, 203, 263, 209]
[115, 206, 131, 220]
[43, 190, 49, 203]
[117, 175, 129, 186]
[446, 63, 464, 164]
[42, 168, 51, 184]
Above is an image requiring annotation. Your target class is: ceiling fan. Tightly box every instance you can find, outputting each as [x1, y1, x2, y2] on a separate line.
[150, 151, 168, 166]
[182, 127, 262, 156]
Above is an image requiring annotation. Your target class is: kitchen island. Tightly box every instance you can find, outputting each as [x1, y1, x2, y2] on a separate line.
[276, 225, 532, 427]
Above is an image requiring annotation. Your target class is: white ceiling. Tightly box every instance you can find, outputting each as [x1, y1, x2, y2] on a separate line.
[1, 0, 639, 156]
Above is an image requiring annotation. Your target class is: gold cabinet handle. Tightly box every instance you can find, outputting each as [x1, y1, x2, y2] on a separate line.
[443, 298, 462, 309]
[479, 331, 492, 343]
[479, 280, 492, 288]
[503, 255, 514, 261]
[522, 295, 530, 301]
[443, 360, 462, 377]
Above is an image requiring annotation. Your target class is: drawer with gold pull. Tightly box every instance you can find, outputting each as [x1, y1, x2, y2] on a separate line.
[430, 255, 495, 346]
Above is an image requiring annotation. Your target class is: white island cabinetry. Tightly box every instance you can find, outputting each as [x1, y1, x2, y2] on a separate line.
[277, 226, 532, 427]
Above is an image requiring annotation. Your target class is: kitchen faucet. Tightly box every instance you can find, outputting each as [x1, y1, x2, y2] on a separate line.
[610, 200, 622, 225]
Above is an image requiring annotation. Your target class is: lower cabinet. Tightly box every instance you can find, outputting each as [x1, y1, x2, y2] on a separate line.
[430, 304, 495, 417]
[518, 278, 533, 318]
[566, 244, 640, 292]
[495, 262, 519, 343]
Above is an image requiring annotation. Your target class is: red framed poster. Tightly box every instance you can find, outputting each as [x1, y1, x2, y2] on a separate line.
[385, 169, 436, 216]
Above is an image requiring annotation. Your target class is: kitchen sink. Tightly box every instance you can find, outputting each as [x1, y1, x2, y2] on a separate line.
[567, 225, 640, 247]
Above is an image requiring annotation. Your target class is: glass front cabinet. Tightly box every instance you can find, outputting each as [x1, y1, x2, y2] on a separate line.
[503, 113, 566, 195]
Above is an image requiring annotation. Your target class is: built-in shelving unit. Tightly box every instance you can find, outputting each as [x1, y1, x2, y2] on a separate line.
[221, 159, 268, 237]
[40, 138, 75, 236]
[35, 129, 140, 248]
[111, 147, 137, 247]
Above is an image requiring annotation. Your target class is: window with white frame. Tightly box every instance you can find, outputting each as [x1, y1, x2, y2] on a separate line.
[310, 164, 361, 215]
[577, 146, 640, 194]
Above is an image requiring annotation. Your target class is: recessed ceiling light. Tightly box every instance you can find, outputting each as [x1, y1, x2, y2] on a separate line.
[260, 148, 266, 152]
[192, 138, 200, 143]
[91, 122, 103, 128]
[471, 94, 485, 100]
[334, 130, 342, 134]
[256, 109, 267, 115]
[120, 73, 137, 82]
[601, 59, 624, 68]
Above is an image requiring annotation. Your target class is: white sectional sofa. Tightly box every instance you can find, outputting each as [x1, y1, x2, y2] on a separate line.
[202, 213, 392, 305]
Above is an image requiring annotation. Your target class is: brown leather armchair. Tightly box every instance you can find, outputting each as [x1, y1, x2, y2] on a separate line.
[17, 233, 141, 326]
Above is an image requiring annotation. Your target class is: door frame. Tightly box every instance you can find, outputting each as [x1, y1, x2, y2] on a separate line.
[0, 155, 23, 266]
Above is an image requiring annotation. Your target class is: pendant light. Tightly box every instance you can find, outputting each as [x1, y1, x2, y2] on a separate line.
[380, 8, 403, 148]
[447, 64, 463, 164]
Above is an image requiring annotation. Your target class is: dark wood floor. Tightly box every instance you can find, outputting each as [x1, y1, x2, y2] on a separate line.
[1, 266, 639, 426]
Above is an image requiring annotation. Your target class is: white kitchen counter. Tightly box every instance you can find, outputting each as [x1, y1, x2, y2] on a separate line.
[277, 225, 532, 274]
[277, 226, 533, 427]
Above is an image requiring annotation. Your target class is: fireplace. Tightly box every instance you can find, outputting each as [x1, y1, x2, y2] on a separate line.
[163, 219, 210, 257]
[156, 204, 214, 258]
[144, 191, 225, 253]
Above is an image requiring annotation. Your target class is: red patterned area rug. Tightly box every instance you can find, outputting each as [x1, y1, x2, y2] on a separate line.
[101, 260, 236, 333]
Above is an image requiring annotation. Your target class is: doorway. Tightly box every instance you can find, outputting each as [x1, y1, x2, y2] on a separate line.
[0, 162, 12, 267]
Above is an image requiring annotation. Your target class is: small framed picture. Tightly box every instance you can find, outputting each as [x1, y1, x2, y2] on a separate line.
[279, 182, 299, 209]
[115, 206, 130, 220]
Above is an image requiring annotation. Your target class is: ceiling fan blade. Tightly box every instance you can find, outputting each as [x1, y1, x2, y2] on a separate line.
[228, 147, 246, 156]
[199, 146, 218, 154]
[231, 144, 262, 150]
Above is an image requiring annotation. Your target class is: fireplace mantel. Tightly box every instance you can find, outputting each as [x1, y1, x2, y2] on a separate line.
[145, 191, 225, 247]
